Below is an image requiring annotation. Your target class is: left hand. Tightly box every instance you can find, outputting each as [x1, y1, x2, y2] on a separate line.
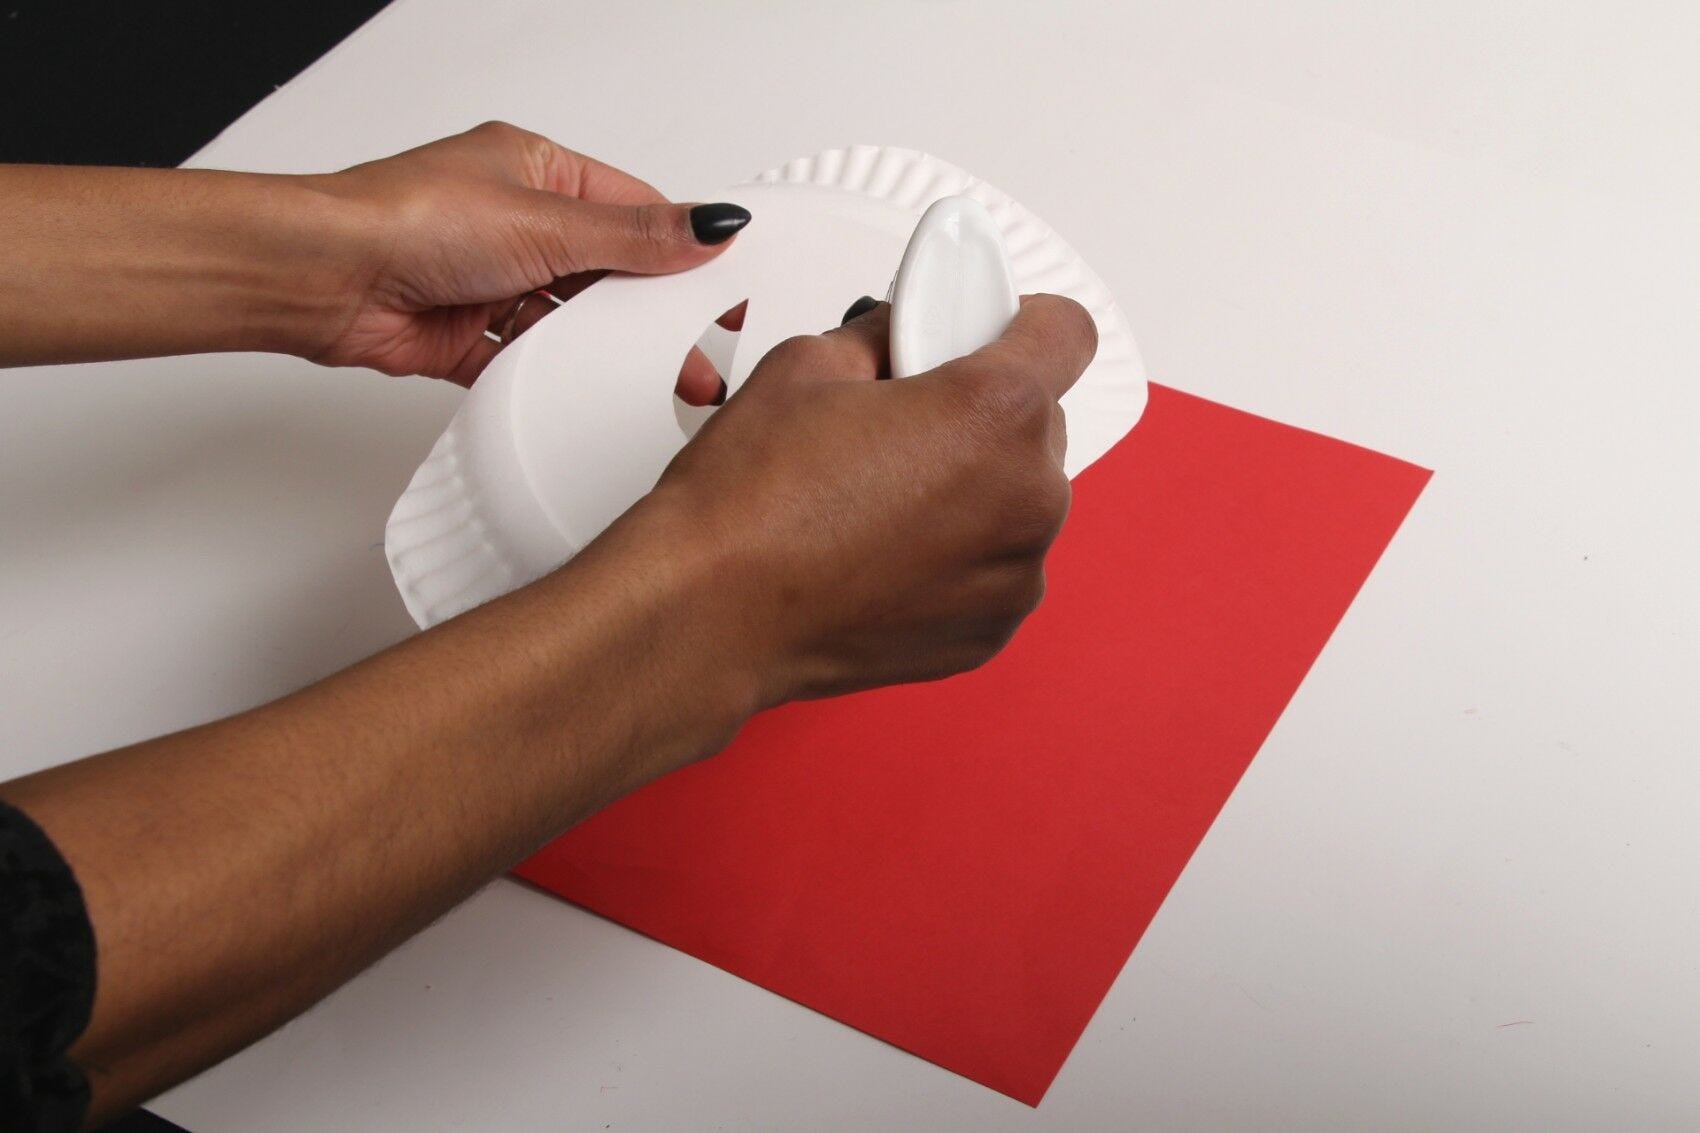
[302, 121, 749, 394]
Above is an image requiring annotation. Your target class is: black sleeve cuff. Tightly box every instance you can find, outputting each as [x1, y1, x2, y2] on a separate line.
[2, 798, 96, 1131]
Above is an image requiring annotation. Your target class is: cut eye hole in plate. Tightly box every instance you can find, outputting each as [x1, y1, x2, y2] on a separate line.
[674, 300, 748, 439]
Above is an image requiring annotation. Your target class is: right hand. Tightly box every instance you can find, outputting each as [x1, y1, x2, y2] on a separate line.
[646, 293, 1097, 706]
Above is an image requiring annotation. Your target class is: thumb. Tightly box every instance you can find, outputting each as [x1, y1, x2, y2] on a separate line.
[519, 191, 751, 276]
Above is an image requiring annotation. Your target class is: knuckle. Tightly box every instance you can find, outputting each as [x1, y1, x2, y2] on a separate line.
[936, 644, 993, 681]
[630, 202, 670, 246]
[979, 608, 1028, 660]
[1005, 378, 1053, 424]
[1049, 400, 1068, 437]
[1046, 402, 1069, 459]
[995, 471, 1071, 553]
[1021, 293, 1099, 365]
[525, 134, 561, 177]
[1014, 565, 1049, 618]
[984, 565, 1048, 648]
[762, 334, 835, 374]
[1028, 291, 1093, 334]
[952, 629, 999, 673]
[544, 215, 595, 276]
[949, 370, 1049, 435]
[1039, 472, 1074, 535]
[1057, 298, 1100, 360]
[471, 120, 557, 179]
[964, 640, 1005, 673]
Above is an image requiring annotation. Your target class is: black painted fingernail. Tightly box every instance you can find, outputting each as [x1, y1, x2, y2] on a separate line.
[690, 203, 752, 245]
[841, 295, 879, 325]
[711, 378, 728, 406]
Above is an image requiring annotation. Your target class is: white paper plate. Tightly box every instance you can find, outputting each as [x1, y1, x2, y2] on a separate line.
[386, 146, 1147, 628]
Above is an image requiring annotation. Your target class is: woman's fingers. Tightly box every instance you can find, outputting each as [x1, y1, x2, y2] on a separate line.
[818, 299, 892, 379]
[443, 292, 552, 388]
[679, 301, 752, 405]
[933, 293, 1097, 402]
[515, 191, 751, 278]
[717, 300, 748, 332]
[742, 300, 890, 390]
[503, 289, 562, 340]
[472, 290, 730, 407]
[676, 347, 725, 406]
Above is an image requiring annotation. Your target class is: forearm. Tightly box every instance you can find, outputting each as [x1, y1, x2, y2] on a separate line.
[0, 164, 360, 367]
[0, 494, 757, 1122]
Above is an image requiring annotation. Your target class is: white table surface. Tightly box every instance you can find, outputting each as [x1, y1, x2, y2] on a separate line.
[4, 2, 1699, 1129]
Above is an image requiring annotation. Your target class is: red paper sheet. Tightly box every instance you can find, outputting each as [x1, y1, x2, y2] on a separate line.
[516, 384, 1430, 1105]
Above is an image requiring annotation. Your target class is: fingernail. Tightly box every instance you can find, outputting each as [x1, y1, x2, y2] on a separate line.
[841, 295, 879, 325]
[690, 203, 752, 245]
[711, 378, 728, 406]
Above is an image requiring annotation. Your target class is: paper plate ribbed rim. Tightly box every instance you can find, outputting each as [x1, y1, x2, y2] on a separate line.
[747, 145, 1147, 466]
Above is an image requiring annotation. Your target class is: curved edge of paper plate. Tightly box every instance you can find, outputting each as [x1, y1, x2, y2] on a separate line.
[747, 146, 1147, 476]
[384, 419, 520, 628]
[384, 342, 568, 629]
